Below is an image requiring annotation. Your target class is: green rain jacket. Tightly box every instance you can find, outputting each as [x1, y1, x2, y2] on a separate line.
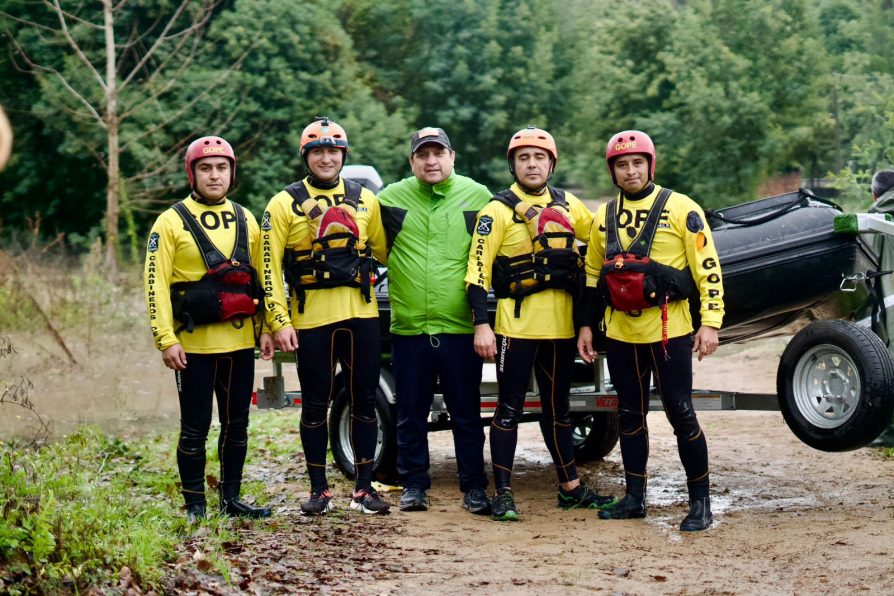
[378, 171, 491, 335]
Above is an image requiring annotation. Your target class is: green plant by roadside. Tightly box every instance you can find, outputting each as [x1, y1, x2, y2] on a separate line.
[0, 428, 181, 592]
[0, 410, 304, 593]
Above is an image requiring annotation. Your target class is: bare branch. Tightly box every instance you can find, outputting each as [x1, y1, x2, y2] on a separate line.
[120, 48, 249, 151]
[120, 0, 212, 89]
[0, 10, 58, 33]
[120, 26, 200, 109]
[6, 32, 106, 127]
[116, 13, 163, 51]
[39, 0, 102, 30]
[49, 0, 107, 92]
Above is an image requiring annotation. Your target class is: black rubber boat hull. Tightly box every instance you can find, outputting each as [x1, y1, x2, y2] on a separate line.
[697, 191, 879, 344]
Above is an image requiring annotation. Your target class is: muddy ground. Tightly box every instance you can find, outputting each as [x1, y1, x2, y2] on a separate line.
[5, 334, 894, 594]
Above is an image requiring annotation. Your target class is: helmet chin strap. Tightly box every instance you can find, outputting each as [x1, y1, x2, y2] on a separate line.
[190, 184, 229, 205]
[303, 152, 345, 190]
[511, 158, 555, 195]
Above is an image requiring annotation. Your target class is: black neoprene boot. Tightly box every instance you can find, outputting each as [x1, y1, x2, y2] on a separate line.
[679, 496, 712, 532]
[598, 493, 647, 520]
[219, 485, 272, 519]
[186, 502, 206, 524]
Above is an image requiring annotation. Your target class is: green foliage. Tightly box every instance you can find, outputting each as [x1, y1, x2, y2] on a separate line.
[0, 428, 181, 591]
[2, 0, 893, 238]
[0, 409, 305, 593]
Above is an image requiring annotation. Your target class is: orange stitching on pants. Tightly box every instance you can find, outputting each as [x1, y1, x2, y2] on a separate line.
[619, 345, 649, 438]
[218, 356, 235, 484]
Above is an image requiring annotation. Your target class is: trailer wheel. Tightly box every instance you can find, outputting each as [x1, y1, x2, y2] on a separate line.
[571, 412, 619, 461]
[329, 372, 399, 483]
[777, 320, 894, 452]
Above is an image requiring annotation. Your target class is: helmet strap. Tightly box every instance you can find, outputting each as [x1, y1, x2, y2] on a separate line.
[306, 171, 341, 190]
[621, 182, 655, 201]
[190, 190, 227, 205]
[511, 157, 554, 196]
[302, 149, 345, 189]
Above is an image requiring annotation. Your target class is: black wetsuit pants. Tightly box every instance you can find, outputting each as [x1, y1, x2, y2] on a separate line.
[605, 335, 710, 500]
[176, 348, 254, 507]
[296, 317, 380, 492]
[491, 336, 578, 490]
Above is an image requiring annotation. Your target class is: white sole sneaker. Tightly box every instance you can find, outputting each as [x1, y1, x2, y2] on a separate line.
[350, 498, 390, 515]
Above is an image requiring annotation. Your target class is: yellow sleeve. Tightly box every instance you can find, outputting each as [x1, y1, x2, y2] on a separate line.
[464, 202, 507, 291]
[584, 203, 608, 289]
[361, 189, 388, 265]
[244, 206, 265, 337]
[261, 194, 294, 334]
[567, 194, 594, 242]
[679, 200, 725, 328]
[144, 212, 179, 352]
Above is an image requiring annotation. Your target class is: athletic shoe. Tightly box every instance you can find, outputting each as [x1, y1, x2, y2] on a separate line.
[556, 483, 618, 510]
[301, 488, 334, 515]
[598, 493, 646, 520]
[491, 489, 519, 521]
[399, 487, 429, 512]
[350, 488, 391, 514]
[462, 488, 492, 515]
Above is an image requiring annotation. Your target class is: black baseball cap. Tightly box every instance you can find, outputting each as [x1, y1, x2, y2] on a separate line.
[410, 127, 452, 154]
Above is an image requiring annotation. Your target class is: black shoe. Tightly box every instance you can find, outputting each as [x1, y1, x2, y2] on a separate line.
[186, 502, 206, 524]
[491, 489, 519, 521]
[598, 493, 646, 520]
[399, 487, 429, 512]
[462, 488, 492, 515]
[557, 483, 618, 510]
[350, 487, 391, 514]
[220, 498, 272, 519]
[680, 497, 713, 532]
[870, 427, 894, 448]
[301, 488, 335, 515]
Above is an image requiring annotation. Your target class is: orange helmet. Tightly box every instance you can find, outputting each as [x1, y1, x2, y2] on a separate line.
[300, 117, 349, 158]
[605, 130, 655, 185]
[507, 126, 558, 163]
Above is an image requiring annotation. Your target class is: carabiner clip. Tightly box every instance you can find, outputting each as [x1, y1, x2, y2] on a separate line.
[839, 272, 866, 293]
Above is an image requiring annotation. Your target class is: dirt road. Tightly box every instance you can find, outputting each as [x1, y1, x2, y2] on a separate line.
[172, 409, 893, 594]
[169, 338, 894, 594]
[7, 331, 893, 593]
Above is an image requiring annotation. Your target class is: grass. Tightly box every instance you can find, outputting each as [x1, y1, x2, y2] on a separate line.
[0, 428, 181, 592]
[0, 412, 307, 593]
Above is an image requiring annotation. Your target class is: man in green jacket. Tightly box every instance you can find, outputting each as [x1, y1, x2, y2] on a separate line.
[378, 127, 493, 514]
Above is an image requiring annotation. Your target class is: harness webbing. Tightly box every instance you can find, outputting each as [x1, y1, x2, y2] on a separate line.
[282, 179, 371, 313]
[172, 201, 250, 267]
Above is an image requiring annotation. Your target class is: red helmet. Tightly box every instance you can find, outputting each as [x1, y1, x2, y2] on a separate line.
[507, 126, 558, 163]
[185, 136, 236, 188]
[300, 117, 349, 158]
[605, 130, 655, 185]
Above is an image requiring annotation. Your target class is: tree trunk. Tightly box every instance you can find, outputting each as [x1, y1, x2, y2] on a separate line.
[103, 0, 119, 273]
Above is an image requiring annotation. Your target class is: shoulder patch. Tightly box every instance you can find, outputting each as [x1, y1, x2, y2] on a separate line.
[686, 211, 704, 233]
[147, 232, 159, 253]
[476, 215, 494, 236]
[261, 211, 272, 231]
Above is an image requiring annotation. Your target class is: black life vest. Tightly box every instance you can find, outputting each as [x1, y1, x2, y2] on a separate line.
[170, 201, 262, 333]
[491, 187, 582, 317]
[282, 179, 373, 313]
[598, 187, 695, 312]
